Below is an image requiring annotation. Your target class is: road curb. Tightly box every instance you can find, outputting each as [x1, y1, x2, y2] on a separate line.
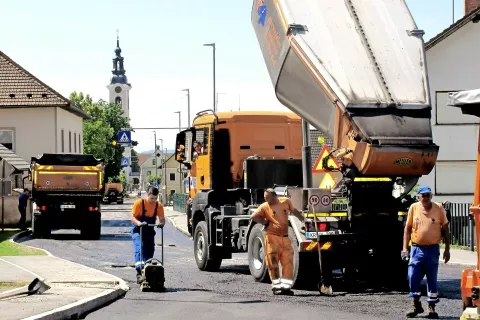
[166, 215, 190, 237]
[9, 230, 130, 320]
[23, 286, 127, 320]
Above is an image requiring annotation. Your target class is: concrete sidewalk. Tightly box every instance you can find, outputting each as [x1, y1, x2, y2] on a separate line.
[0, 235, 128, 320]
[164, 207, 477, 266]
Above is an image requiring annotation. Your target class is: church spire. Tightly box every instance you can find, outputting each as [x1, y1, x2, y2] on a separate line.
[110, 30, 129, 85]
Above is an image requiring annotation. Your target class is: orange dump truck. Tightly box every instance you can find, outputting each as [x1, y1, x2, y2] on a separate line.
[29, 154, 104, 239]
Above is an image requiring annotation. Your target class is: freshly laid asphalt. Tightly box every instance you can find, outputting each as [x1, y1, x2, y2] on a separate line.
[17, 199, 470, 320]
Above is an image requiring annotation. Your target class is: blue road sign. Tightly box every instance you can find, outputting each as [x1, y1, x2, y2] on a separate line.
[121, 157, 129, 166]
[118, 131, 131, 147]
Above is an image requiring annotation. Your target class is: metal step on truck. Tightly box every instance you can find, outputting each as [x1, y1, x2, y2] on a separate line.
[29, 153, 105, 240]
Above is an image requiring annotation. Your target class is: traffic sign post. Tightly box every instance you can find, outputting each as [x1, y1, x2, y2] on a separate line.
[320, 194, 331, 206]
[308, 195, 320, 206]
[118, 130, 132, 147]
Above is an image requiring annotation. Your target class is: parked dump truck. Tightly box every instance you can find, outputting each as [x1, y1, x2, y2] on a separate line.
[103, 183, 124, 204]
[29, 154, 105, 240]
[174, 0, 440, 290]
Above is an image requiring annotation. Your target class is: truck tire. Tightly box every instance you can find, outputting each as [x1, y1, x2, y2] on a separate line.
[81, 212, 101, 240]
[247, 226, 300, 285]
[247, 224, 269, 283]
[32, 213, 51, 239]
[193, 221, 222, 271]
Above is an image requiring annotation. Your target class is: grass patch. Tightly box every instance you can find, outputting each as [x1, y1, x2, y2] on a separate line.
[440, 243, 476, 251]
[0, 229, 46, 256]
[0, 281, 29, 293]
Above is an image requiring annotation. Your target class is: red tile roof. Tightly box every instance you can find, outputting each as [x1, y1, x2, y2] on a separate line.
[0, 50, 89, 119]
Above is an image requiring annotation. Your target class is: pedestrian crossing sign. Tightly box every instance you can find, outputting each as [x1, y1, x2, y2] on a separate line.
[121, 158, 129, 166]
[117, 131, 131, 147]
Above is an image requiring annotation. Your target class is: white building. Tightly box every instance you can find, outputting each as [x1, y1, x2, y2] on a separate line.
[106, 35, 133, 185]
[418, 2, 480, 203]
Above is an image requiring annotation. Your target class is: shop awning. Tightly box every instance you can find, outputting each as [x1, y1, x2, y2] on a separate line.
[0, 144, 30, 174]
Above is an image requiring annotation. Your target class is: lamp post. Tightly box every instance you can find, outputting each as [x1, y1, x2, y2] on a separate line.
[182, 89, 191, 127]
[174, 111, 182, 194]
[153, 131, 158, 187]
[203, 43, 216, 112]
[157, 138, 163, 202]
[164, 147, 168, 206]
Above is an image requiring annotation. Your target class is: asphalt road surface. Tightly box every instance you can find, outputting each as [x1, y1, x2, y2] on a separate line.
[19, 199, 467, 320]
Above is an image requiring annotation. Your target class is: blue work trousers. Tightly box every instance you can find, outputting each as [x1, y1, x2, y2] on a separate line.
[408, 244, 440, 303]
[132, 225, 156, 270]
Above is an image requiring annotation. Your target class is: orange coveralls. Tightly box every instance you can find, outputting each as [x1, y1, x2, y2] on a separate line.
[254, 197, 295, 290]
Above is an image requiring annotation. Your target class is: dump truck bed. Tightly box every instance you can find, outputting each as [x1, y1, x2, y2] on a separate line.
[251, 0, 438, 176]
[31, 154, 104, 193]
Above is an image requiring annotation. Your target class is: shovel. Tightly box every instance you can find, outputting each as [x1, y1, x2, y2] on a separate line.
[311, 204, 333, 296]
[0, 278, 51, 300]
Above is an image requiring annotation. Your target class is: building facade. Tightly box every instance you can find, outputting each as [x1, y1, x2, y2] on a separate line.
[418, 4, 480, 203]
[0, 51, 88, 163]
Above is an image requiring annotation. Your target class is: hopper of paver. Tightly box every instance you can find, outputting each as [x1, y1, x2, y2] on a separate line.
[251, 0, 439, 177]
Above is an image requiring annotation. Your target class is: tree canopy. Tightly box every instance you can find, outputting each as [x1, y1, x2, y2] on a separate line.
[70, 92, 130, 182]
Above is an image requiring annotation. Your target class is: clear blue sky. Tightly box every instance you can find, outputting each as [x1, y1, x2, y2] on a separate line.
[0, 0, 467, 153]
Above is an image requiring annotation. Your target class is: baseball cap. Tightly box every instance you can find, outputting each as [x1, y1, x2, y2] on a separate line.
[417, 185, 432, 195]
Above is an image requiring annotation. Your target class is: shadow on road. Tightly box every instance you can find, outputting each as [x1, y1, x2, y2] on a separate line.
[101, 220, 132, 228]
[31, 233, 133, 241]
[217, 265, 251, 276]
[124, 297, 267, 304]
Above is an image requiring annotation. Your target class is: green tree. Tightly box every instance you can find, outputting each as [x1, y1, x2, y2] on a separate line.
[147, 174, 162, 186]
[70, 91, 130, 182]
[131, 149, 140, 172]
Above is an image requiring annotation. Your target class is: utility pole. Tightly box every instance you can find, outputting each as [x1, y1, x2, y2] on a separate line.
[164, 147, 168, 205]
[203, 43, 216, 112]
[153, 131, 158, 188]
[157, 138, 163, 202]
[182, 89, 191, 127]
[174, 111, 182, 194]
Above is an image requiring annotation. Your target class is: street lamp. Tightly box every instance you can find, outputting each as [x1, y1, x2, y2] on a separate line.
[182, 89, 191, 126]
[203, 43, 216, 112]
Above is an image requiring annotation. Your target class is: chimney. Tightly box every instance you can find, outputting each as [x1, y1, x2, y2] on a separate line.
[465, 0, 480, 15]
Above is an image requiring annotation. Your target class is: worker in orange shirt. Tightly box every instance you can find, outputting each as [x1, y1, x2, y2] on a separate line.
[251, 188, 309, 295]
[402, 186, 450, 319]
[131, 186, 165, 283]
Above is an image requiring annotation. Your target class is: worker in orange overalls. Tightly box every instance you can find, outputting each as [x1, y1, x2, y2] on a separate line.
[251, 188, 309, 295]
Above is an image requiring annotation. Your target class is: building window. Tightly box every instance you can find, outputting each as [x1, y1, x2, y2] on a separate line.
[152, 159, 156, 165]
[147, 171, 151, 176]
[69, 131, 72, 153]
[61, 129, 65, 152]
[0, 129, 14, 151]
[169, 173, 175, 181]
[115, 96, 122, 105]
[79, 134, 81, 154]
[74, 132, 77, 153]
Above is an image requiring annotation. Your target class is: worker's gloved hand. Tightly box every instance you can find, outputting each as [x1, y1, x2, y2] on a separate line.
[156, 222, 164, 229]
[139, 221, 147, 227]
[401, 250, 409, 262]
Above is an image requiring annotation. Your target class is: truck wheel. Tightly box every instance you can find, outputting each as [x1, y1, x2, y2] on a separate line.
[194, 221, 222, 271]
[81, 212, 101, 240]
[32, 213, 42, 239]
[247, 224, 269, 283]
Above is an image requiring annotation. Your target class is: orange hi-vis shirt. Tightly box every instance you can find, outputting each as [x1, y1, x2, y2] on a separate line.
[406, 202, 448, 246]
[253, 197, 296, 236]
[132, 198, 165, 219]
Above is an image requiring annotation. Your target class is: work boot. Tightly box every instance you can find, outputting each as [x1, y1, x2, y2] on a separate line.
[406, 299, 424, 318]
[426, 303, 439, 319]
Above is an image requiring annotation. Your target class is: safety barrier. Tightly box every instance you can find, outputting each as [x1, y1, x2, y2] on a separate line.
[448, 202, 475, 251]
[172, 193, 189, 213]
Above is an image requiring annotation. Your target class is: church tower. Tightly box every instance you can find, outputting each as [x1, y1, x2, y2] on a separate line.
[107, 32, 131, 118]
[107, 32, 132, 186]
